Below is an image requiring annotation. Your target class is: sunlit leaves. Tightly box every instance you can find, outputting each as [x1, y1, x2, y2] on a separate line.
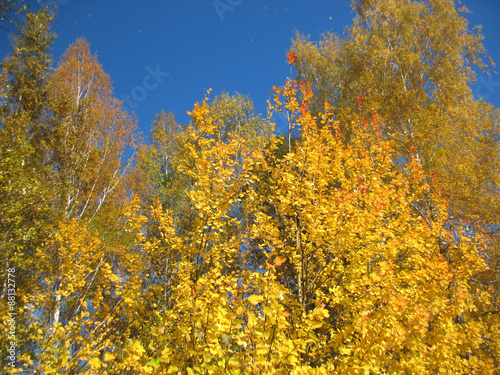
[49, 37, 138, 221]
[130, 79, 496, 373]
[1, 1, 498, 372]
[291, 3, 500, 367]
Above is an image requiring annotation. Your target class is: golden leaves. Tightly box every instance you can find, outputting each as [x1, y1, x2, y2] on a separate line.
[21, 68, 496, 375]
[247, 294, 264, 305]
[87, 357, 102, 370]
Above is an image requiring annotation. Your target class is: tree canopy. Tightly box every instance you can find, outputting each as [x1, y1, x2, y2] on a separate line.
[1, 1, 499, 373]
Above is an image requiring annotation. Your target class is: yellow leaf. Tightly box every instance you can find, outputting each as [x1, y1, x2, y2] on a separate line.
[339, 347, 351, 355]
[88, 357, 102, 370]
[247, 294, 264, 305]
[129, 340, 146, 355]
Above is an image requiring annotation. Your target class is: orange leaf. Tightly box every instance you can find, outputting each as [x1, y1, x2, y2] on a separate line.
[286, 51, 298, 64]
[274, 255, 287, 266]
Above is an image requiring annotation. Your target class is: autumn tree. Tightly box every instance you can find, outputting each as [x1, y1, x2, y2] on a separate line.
[123, 90, 325, 374]
[2, 2, 498, 372]
[0, 31, 146, 372]
[119, 80, 497, 373]
[208, 91, 271, 151]
[256, 79, 497, 373]
[0, 4, 55, 261]
[290, 0, 499, 226]
[136, 92, 269, 209]
[132, 93, 272, 310]
[48, 37, 137, 221]
[291, 0, 500, 362]
[19, 37, 144, 373]
[134, 110, 193, 227]
[0, 5, 56, 368]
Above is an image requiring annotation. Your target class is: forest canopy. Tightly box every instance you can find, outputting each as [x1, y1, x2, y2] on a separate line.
[1, 1, 499, 374]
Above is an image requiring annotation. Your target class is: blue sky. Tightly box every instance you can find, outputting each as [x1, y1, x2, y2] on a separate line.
[1, 0, 499, 137]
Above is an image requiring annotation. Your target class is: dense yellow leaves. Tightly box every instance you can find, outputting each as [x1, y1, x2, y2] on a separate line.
[3, 4, 498, 372]
[5, 75, 497, 373]
[291, 3, 500, 369]
[114, 79, 496, 374]
[12, 216, 147, 374]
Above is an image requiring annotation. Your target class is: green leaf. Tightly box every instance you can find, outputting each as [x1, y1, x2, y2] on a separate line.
[145, 358, 160, 368]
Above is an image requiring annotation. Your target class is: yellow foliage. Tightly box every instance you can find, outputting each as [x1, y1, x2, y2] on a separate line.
[12, 78, 496, 374]
[118, 79, 495, 374]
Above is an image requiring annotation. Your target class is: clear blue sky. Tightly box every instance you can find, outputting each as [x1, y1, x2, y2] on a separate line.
[2, 0, 499, 137]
